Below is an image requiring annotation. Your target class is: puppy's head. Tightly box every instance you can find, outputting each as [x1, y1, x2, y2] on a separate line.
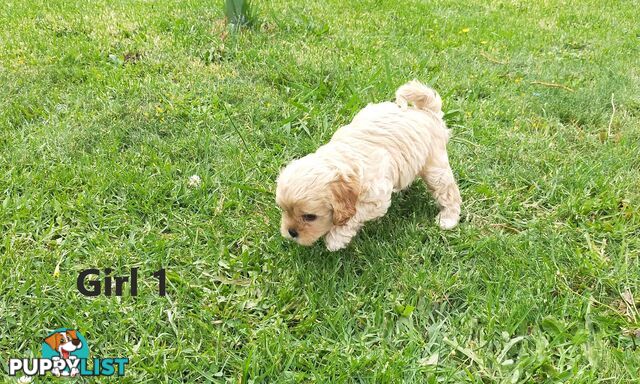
[44, 330, 82, 352]
[276, 155, 360, 246]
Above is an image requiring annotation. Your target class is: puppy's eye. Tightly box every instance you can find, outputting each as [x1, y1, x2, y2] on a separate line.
[302, 214, 317, 222]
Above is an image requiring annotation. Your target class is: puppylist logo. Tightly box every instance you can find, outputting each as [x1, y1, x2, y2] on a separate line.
[8, 328, 129, 378]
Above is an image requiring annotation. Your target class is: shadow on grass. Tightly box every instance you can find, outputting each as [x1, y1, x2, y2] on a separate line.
[279, 182, 453, 304]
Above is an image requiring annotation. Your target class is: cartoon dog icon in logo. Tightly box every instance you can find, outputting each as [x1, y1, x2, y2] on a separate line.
[43, 329, 82, 377]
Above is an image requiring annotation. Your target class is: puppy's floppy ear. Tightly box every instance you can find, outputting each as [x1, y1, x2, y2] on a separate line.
[44, 333, 62, 350]
[66, 330, 78, 340]
[330, 173, 360, 226]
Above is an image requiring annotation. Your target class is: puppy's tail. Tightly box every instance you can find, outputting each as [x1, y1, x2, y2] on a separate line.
[395, 80, 443, 116]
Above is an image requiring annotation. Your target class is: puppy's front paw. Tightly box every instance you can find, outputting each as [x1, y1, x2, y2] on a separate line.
[325, 231, 351, 251]
[325, 237, 348, 252]
[436, 210, 460, 230]
[325, 223, 359, 251]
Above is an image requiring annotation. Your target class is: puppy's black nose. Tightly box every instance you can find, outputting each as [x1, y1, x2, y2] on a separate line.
[72, 339, 81, 346]
[288, 228, 298, 238]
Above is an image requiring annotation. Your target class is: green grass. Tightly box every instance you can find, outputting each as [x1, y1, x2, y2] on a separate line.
[1, 0, 639, 382]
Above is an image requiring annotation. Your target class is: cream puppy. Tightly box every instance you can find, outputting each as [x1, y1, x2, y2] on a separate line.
[276, 80, 462, 251]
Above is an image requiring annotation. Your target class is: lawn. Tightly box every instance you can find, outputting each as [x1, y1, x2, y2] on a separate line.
[1, 0, 639, 382]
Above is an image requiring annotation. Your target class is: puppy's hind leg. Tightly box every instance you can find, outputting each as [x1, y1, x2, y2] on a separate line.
[421, 152, 462, 230]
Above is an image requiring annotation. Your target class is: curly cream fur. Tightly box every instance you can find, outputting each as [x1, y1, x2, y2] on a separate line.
[276, 80, 462, 251]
